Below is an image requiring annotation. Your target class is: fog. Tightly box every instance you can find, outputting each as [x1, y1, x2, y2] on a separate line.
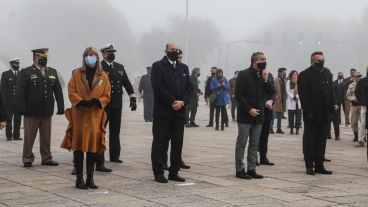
[1, 0, 368, 82]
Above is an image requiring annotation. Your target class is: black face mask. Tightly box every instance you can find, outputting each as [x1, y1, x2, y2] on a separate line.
[106, 53, 115, 62]
[314, 60, 324, 69]
[217, 76, 223, 79]
[38, 58, 48, 67]
[167, 51, 179, 62]
[257, 62, 267, 70]
[338, 75, 343, 79]
[11, 64, 20, 70]
[211, 73, 216, 76]
[197, 73, 201, 77]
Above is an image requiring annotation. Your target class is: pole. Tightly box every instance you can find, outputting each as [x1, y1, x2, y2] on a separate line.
[184, 0, 189, 63]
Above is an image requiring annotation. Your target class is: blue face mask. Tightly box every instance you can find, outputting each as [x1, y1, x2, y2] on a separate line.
[85, 55, 97, 66]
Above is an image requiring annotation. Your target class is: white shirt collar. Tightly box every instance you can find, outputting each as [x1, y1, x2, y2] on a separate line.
[104, 60, 114, 67]
[10, 68, 17, 74]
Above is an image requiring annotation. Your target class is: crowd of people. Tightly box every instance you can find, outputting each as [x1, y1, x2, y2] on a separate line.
[0, 42, 367, 189]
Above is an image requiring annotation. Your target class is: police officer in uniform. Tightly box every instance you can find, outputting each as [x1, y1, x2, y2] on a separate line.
[95, 44, 137, 172]
[16, 48, 64, 167]
[139, 66, 154, 122]
[1, 58, 22, 141]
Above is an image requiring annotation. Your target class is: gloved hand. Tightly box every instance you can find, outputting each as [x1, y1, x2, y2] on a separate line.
[56, 108, 65, 115]
[90, 98, 102, 109]
[130, 97, 137, 111]
[76, 100, 90, 107]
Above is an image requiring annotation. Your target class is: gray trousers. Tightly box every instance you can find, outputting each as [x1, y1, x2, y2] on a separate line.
[235, 123, 262, 172]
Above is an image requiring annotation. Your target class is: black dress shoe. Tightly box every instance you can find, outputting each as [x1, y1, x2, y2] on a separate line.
[23, 162, 32, 168]
[71, 167, 76, 175]
[110, 159, 123, 163]
[256, 161, 260, 166]
[168, 173, 186, 182]
[6, 138, 12, 141]
[236, 171, 251, 179]
[180, 162, 191, 169]
[155, 174, 168, 183]
[95, 165, 112, 172]
[189, 123, 199, 127]
[260, 159, 275, 166]
[13, 137, 22, 140]
[206, 124, 213, 127]
[185, 124, 191, 128]
[276, 129, 284, 134]
[306, 168, 315, 175]
[315, 167, 333, 175]
[324, 158, 331, 162]
[269, 129, 275, 134]
[247, 170, 263, 179]
[41, 161, 59, 166]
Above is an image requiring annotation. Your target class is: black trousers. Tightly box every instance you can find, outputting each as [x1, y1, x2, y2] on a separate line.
[215, 106, 227, 125]
[96, 107, 122, 165]
[143, 94, 154, 121]
[230, 97, 238, 121]
[5, 105, 21, 139]
[303, 123, 328, 168]
[259, 118, 272, 160]
[208, 101, 216, 124]
[151, 118, 185, 176]
[74, 151, 96, 175]
[288, 109, 302, 128]
[186, 100, 198, 124]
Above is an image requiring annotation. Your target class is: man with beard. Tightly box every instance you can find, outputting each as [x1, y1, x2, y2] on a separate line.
[235, 52, 274, 179]
[151, 42, 193, 183]
[298, 51, 335, 175]
[17, 48, 64, 168]
[95, 44, 137, 172]
[1, 58, 22, 141]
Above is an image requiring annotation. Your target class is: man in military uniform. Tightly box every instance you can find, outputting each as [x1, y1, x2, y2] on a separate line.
[95, 44, 137, 172]
[1, 58, 22, 141]
[16, 48, 64, 167]
[139, 66, 153, 122]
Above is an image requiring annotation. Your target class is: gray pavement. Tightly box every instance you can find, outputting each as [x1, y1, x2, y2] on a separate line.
[0, 101, 367, 207]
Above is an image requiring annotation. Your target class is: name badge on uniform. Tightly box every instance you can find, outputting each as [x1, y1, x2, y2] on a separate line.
[8, 78, 13, 81]
[183, 74, 187, 77]
[31, 74, 37, 79]
[49, 75, 56, 79]
[98, 80, 104, 86]
[118, 71, 124, 76]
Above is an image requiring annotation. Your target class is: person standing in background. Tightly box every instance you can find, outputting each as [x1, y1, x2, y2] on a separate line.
[205, 67, 218, 127]
[346, 72, 362, 142]
[229, 71, 239, 122]
[343, 68, 356, 126]
[210, 69, 229, 131]
[186, 68, 202, 127]
[139, 66, 154, 122]
[286, 70, 302, 135]
[273, 68, 287, 134]
[355, 67, 368, 147]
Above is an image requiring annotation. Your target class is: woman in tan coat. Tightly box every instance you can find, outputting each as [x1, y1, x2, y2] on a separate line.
[61, 47, 111, 189]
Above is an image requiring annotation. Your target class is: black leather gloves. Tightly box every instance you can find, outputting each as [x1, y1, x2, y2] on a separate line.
[130, 97, 137, 111]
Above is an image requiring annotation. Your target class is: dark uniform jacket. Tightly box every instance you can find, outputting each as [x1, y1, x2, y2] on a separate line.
[151, 56, 193, 119]
[1, 69, 18, 106]
[204, 76, 215, 100]
[333, 78, 345, 106]
[298, 66, 334, 124]
[101, 60, 134, 109]
[16, 64, 64, 117]
[139, 74, 153, 95]
[235, 67, 275, 124]
[355, 76, 368, 106]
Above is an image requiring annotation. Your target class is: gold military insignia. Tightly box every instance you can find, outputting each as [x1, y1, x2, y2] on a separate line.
[49, 75, 56, 79]
[30, 74, 37, 79]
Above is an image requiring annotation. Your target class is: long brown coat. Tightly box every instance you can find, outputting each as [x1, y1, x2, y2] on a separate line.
[60, 67, 111, 153]
[274, 77, 287, 112]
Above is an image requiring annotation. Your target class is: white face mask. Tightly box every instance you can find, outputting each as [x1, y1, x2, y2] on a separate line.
[85, 55, 97, 66]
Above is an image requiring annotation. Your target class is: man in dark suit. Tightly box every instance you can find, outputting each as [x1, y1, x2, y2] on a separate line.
[204, 67, 217, 127]
[259, 72, 275, 166]
[235, 52, 274, 180]
[95, 43, 137, 172]
[1, 58, 22, 141]
[16, 48, 64, 168]
[139, 66, 154, 122]
[186, 67, 202, 127]
[298, 51, 335, 175]
[151, 42, 193, 183]
[330, 72, 344, 140]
